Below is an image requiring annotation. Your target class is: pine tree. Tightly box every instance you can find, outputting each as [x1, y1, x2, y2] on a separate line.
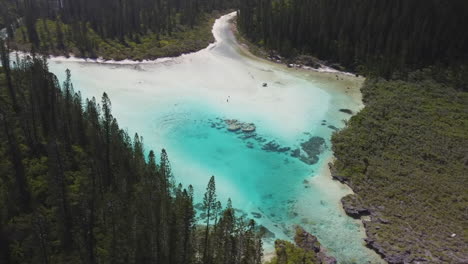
[202, 175, 217, 263]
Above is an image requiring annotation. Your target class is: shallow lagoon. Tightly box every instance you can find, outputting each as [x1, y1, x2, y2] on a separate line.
[48, 13, 381, 262]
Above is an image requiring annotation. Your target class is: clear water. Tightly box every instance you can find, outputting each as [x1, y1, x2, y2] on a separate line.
[47, 13, 382, 263]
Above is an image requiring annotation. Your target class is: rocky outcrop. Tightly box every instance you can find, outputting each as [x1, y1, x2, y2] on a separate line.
[294, 226, 338, 264]
[294, 226, 321, 253]
[228, 123, 241, 131]
[328, 162, 349, 183]
[341, 194, 370, 219]
[294, 55, 322, 69]
[364, 236, 415, 264]
[224, 119, 256, 132]
[317, 252, 338, 264]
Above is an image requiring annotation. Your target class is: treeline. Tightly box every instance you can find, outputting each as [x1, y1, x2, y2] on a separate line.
[237, 0, 468, 76]
[12, 0, 237, 40]
[0, 43, 262, 263]
[2, 0, 238, 59]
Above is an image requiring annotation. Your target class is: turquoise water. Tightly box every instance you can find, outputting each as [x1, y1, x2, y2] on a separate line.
[47, 13, 382, 263]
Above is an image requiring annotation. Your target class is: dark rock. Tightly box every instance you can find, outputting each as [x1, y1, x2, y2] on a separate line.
[298, 136, 326, 165]
[194, 203, 204, 210]
[339, 108, 353, 115]
[246, 142, 254, 149]
[318, 252, 337, 264]
[251, 212, 262, 219]
[365, 236, 411, 264]
[279, 147, 291, 152]
[294, 226, 339, 263]
[329, 63, 346, 72]
[379, 218, 390, 224]
[262, 82, 268, 87]
[254, 135, 267, 143]
[262, 141, 290, 153]
[365, 238, 387, 259]
[240, 133, 256, 140]
[294, 55, 322, 69]
[327, 125, 339, 131]
[328, 163, 348, 183]
[341, 194, 370, 219]
[257, 225, 275, 239]
[294, 226, 321, 253]
[290, 148, 301, 157]
[262, 141, 280, 151]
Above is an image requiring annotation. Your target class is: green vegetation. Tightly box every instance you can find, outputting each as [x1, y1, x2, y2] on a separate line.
[12, 14, 218, 61]
[332, 69, 468, 263]
[5, 0, 238, 60]
[0, 42, 263, 263]
[266, 227, 336, 264]
[267, 240, 318, 264]
[238, 0, 468, 77]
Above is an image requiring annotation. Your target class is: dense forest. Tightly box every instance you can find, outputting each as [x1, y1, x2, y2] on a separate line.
[0, 42, 263, 263]
[238, 0, 468, 263]
[237, 0, 468, 77]
[1, 0, 238, 60]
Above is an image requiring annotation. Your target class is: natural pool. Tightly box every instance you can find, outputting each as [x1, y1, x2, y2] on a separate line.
[47, 12, 382, 263]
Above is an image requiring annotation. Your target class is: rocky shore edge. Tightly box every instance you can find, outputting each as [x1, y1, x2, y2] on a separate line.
[294, 226, 338, 264]
[329, 162, 414, 264]
[269, 226, 337, 264]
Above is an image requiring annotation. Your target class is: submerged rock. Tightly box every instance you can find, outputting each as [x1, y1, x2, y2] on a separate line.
[194, 203, 204, 210]
[290, 148, 301, 157]
[224, 119, 256, 133]
[298, 136, 327, 165]
[241, 123, 256, 132]
[228, 123, 241, 131]
[262, 141, 290, 153]
[339, 108, 353, 115]
[251, 212, 262, 219]
[257, 225, 275, 239]
[240, 133, 256, 140]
